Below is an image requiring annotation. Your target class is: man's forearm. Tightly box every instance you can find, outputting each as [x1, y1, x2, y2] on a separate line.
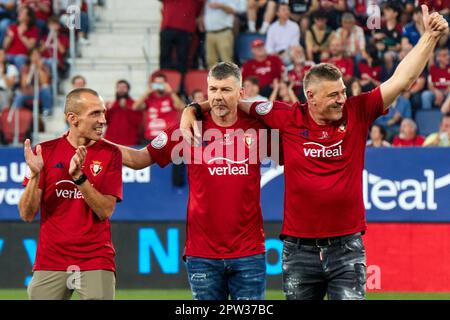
[105, 140, 151, 170]
[393, 32, 439, 90]
[18, 175, 41, 222]
[77, 181, 115, 220]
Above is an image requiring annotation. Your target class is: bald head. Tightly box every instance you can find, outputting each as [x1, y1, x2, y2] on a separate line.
[64, 88, 100, 115]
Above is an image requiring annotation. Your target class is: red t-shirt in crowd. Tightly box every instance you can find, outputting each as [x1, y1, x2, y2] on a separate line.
[429, 64, 450, 91]
[250, 87, 386, 238]
[21, 0, 52, 21]
[147, 111, 268, 259]
[105, 97, 143, 146]
[161, 0, 204, 33]
[6, 24, 39, 55]
[358, 61, 382, 82]
[288, 61, 314, 92]
[392, 135, 425, 147]
[41, 33, 70, 64]
[144, 92, 179, 140]
[324, 57, 354, 78]
[23, 134, 123, 272]
[242, 55, 284, 88]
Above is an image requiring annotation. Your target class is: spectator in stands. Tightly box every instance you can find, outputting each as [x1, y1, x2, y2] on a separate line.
[423, 112, 450, 147]
[269, 78, 299, 103]
[40, 16, 69, 75]
[421, 48, 450, 110]
[242, 39, 283, 97]
[104, 80, 142, 146]
[0, 0, 16, 45]
[402, 7, 425, 48]
[358, 45, 382, 92]
[159, 0, 204, 73]
[190, 89, 206, 104]
[392, 118, 425, 147]
[71, 74, 86, 89]
[287, 0, 319, 22]
[3, 5, 38, 71]
[318, 0, 346, 30]
[12, 48, 53, 115]
[243, 76, 268, 102]
[321, 37, 354, 82]
[287, 44, 314, 100]
[57, 0, 90, 45]
[380, 51, 397, 82]
[265, 2, 300, 63]
[374, 95, 412, 141]
[305, 10, 334, 63]
[298, 14, 310, 49]
[0, 48, 18, 110]
[372, 3, 402, 53]
[203, 0, 238, 68]
[334, 12, 366, 62]
[247, 0, 276, 34]
[133, 73, 184, 143]
[366, 124, 391, 148]
[20, 0, 51, 35]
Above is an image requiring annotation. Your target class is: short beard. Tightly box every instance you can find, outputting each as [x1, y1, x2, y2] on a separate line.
[116, 92, 129, 100]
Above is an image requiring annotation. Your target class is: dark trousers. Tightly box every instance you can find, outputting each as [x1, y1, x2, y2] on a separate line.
[159, 28, 192, 73]
[282, 233, 366, 300]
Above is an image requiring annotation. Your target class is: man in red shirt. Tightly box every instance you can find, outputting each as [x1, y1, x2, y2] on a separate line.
[133, 73, 184, 142]
[322, 38, 354, 82]
[105, 80, 142, 146]
[421, 47, 450, 109]
[18, 88, 123, 300]
[392, 118, 425, 147]
[242, 39, 283, 98]
[182, 5, 448, 300]
[159, 0, 204, 73]
[115, 62, 270, 300]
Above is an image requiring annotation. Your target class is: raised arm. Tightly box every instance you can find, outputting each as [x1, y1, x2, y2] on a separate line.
[380, 5, 448, 109]
[18, 139, 43, 222]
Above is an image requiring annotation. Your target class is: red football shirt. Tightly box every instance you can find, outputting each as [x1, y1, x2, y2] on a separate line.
[324, 57, 354, 78]
[105, 97, 143, 146]
[21, 0, 52, 21]
[250, 87, 385, 238]
[6, 24, 39, 55]
[242, 55, 283, 88]
[288, 61, 314, 92]
[392, 135, 425, 147]
[144, 92, 179, 140]
[161, 0, 204, 33]
[358, 61, 382, 81]
[23, 134, 123, 272]
[429, 64, 450, 91]
[147, 111, 267, 259]
[41, 33, 70, 63]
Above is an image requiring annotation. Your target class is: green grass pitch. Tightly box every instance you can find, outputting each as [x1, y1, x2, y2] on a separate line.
[1, 289, 450, 300]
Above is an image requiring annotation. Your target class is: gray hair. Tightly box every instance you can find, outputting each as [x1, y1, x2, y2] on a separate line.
[208, 62, 242, 86]
[303, 63, 342, 96]
[401, 118, 417, 131]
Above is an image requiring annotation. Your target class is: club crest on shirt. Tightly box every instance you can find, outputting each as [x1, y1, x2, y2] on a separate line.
[255, 102, 273, 115]
[151, 132, 168, 149]
[244, 133, 254, 148]
[317, 131, 329, 140]
[338, 121, 347, 133]
[90, 161, 103, 176]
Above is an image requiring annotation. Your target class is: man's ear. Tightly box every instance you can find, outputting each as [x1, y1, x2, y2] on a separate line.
[66, 112, 78, 127]
[239, 87, 245, 99]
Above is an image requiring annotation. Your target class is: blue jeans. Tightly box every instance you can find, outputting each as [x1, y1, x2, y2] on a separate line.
[12, 87, 53, 112]
[185, 253, 266, 300]
[282, 233, 366, 300]
[6, 54, 28, 72]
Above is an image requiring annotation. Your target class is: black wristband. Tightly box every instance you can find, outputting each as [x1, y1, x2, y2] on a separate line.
[186, 102, 204, 120]
[73, 173, 88, 186]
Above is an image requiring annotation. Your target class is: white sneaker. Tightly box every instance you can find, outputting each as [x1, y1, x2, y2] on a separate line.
[79, 37, 90, 46]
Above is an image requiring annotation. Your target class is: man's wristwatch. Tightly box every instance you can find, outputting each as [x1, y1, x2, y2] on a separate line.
[73, 173, 88, 186]
[185, 102, 204, 120]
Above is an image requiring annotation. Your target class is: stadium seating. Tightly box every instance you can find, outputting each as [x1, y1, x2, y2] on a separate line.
[150, 69, 182, 93]
[184, 70, 209, 97]
[0, 108, 33, 144]
[415, 109, 442, 136]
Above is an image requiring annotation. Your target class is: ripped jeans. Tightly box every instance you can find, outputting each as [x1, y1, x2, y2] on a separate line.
[185, 254, 266, 300]
[282, 233, 366, 300]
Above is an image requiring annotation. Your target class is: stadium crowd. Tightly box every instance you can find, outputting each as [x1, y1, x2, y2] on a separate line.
[1, 0, 449, 148]
[0, 0, 95, 144]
